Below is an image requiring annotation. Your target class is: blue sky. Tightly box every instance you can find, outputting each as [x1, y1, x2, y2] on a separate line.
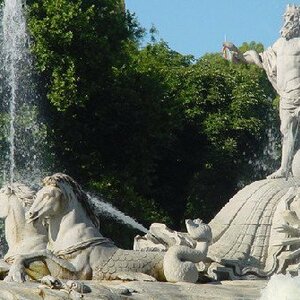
[125, 0, 298, 58]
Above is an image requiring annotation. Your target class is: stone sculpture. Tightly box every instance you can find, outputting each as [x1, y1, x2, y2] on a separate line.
[0, 184, 47, 263]
[223, 4, 300, 179]
[4, 6, 300, 288]
[0, 183, 47, 280]
[133, 220, 211, 252]
[206, 178, 300, 280]
[0, 183, 78, 282]
[134, 220, 212, 282]
[8, 173, 211, 284]
[274, 185, 300, 274]
[134, 178, 300, 280]
[6, 174, 300, 283]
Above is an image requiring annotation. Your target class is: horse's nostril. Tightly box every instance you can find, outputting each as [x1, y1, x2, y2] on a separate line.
[28, 211, 35, 217]
[26, 210, 37, 222]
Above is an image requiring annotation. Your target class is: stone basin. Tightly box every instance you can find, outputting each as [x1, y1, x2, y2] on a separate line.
[0, 280, 267, 300]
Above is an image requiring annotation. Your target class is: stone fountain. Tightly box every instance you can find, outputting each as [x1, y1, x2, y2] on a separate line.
[1, 2, 300, 300]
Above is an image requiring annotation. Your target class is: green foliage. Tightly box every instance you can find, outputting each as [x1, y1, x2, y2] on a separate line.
[25, 1, 280, 244]
[239, 41, 264, 53]
[177, 53, 278, 219]
[28, 0, 140, 110]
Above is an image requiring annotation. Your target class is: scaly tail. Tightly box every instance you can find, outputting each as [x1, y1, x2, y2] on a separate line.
[163, 245, 206, 283]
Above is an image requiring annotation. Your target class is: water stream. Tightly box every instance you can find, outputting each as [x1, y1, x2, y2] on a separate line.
[2, 0, 25, 183]
[87, 194, 148, 233]
[0, 0, 148, 246]
[0, 0, 47, 185]
[1, 2, 299, 298]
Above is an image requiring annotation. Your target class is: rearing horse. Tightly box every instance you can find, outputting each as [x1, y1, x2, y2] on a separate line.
[0, 183, 48, 280]
[0, 183, 48, 262]
[0, 183, 76, 282]
[24, 173, 210, 283]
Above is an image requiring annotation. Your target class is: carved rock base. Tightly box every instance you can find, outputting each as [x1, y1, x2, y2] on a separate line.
[0, 280, 267, 300]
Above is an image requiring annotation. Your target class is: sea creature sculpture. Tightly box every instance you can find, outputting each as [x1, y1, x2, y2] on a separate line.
[134, 219, 212, 282]
[206, 178, 300, 280]
[0, 184, 47, 261]
[0, 183, 77, 282]
[0, 183, 47, 279]
[9, 173, 211, 283]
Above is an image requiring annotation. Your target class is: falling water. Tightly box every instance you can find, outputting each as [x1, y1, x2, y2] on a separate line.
[0, 0, 50, 252]
[0, 0, 48, 184]
[2, 0, 27, 183]
[87, 194, 148, 233]
[0, 0, 147, 247]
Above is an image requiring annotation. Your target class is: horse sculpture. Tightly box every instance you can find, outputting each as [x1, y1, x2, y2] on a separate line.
[0, 183, 47, 262]
[0, 183, 77, 282]
[0, 183, 48, 280]
[18, 173, 212, 283]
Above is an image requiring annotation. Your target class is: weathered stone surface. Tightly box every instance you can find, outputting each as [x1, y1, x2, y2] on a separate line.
[13, 173, 211, 284]
[208, 178, 299, 278]
[0, 280, 267, 300]
[122, 280, 267, 300]
[134, 219, 212, 253]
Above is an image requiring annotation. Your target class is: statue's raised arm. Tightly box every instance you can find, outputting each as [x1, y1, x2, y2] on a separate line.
[223, 4, 300, 180]
[223, 41, 278, 94]
[223, 42, 263, 68]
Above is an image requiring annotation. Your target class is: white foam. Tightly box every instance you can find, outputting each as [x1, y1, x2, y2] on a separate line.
[260, 274, 300, 300]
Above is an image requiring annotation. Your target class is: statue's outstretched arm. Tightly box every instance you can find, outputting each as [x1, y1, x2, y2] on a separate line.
[223, 42, 263, 68]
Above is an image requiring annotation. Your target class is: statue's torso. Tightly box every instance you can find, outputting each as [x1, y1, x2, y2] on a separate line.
[276, 37, 300, 100]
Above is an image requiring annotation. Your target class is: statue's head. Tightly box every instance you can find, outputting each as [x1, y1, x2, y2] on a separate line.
[281, 4, 300, 40]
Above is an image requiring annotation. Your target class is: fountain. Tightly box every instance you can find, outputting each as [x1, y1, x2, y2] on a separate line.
[87, 194, 148, 233]
[0, 1, 300, 299]
[213, 4, 300, 298]
[135, 4, 300, 285]
[0, 0, 47, 185]
[0, 0, 146, 234]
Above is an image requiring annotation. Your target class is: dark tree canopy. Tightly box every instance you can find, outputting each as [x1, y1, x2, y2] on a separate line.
[0, 1, 281, 247]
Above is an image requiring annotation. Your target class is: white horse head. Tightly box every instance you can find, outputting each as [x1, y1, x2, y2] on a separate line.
[26, 185, 64, 222]
[0, 183, 48, 261]
[26, 173, 100, 229]
[0, 183, 35, 219]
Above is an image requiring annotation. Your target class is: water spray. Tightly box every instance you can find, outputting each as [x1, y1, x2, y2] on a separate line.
[87, 193, 148, 233]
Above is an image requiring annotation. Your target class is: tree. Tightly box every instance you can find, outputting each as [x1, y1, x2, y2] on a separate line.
[181, 52, 278, 221]
[26, 0, 279, 244]
[27, 0, 140, 110]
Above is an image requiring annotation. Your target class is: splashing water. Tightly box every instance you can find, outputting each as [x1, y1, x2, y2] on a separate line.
[0, 0, 51, 256]
[260, 274, 300, 300]
[0, 0, 146, 241]
[0, 0, 48, 185]
[1, 0, 25, 183]
[87, 194, 148, 233]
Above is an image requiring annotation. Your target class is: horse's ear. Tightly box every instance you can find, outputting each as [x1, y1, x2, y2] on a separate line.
[42, 176, 57, 187]
[42, 176, 50, 186]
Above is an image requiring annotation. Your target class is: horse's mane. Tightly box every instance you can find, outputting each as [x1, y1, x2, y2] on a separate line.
[42, 173, 100, 228]
[0, 183, 35, 207]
